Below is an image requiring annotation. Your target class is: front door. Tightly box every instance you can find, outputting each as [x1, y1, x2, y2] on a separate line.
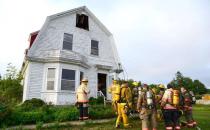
[97, 73, 107, 97]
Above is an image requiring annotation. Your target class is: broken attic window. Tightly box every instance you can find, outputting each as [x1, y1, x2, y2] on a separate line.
[76, 14, 89, 30]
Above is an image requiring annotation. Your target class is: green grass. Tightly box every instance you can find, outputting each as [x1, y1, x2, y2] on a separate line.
[43, 104, 210, 130]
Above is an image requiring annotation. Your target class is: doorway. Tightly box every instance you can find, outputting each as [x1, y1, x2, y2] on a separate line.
[97, 73, 107, 97]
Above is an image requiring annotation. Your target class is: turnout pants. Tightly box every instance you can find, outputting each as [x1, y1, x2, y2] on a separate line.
[112, 101, 118, 114]
[163, 109, 180, 130]
[140, 108, 157, 130]
[78, 102, 89, 120]
[184, 110, 197, 127]
[116, 103, 129, 128]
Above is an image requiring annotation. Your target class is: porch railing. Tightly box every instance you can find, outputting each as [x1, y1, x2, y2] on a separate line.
[97, 91, 106, 106]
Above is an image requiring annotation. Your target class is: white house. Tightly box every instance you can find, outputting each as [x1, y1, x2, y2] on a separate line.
[21, 6, 122, 105]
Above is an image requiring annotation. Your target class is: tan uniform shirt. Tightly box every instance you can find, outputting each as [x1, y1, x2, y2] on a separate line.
[76, 84, 90, 103]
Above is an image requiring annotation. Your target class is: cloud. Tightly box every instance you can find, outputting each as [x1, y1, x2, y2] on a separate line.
[0, 0, 78, 74]
[0, 0, 209, 88]
[101, 0, 210, 87]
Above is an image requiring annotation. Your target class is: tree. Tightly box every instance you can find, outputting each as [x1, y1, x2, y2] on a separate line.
[5, 63, 18, 79]
[193, 80, 207, 95]
[0, 63, 23, 105]
[170, 71, 207, 95]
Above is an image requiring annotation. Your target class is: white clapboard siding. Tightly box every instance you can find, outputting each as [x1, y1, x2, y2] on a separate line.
[27, 62, 44, 99]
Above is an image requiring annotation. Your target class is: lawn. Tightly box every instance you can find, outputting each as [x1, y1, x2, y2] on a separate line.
[44, 104, 210, 130]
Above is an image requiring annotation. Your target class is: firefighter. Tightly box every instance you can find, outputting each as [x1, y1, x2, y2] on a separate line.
[76, 78, 90, 120]
[180, 87, 197, 128]
[155, 84, 165, 122]
[137, 84, 157, 130]
[132, 81, 140, 112]
[115, 83, 132, 128]
[157, 84, 165, 103]
[138, 83, 143, 97]
[108, 79, 121, 113]
[161, 84, 181, 130]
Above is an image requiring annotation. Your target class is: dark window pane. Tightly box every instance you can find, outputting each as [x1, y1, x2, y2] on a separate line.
[76, 14, 89, 30]
[91, 40, 99, 55]
[63, 41, 72, 50]
[62, 69, 75, 80]
[91, 49, 98, 55]
[63, 33, 73, 50]
[80, 72, 84, 82]
[64, 33, 73, 41]
[61, 79, 75, 91]
[91, 40, 98, 48]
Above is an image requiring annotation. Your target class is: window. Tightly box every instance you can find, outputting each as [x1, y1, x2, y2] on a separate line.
[76, 14, 89, 30]
[61, 69, 75, 91]
[80, 71, 84, 84]
[91, 40, 99, 56]
[63, 33, 73, 50]
[47, 68, 55, 90]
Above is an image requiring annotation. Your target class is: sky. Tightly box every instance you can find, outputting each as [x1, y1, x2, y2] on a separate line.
[0, 0, 210, 88]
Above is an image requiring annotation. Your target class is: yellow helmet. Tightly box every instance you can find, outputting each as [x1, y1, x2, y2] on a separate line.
[81, 78, 88, 82]
[113, 80, 117, 84]
[158, 84, 165, 89]
[132, 82, 139, 87]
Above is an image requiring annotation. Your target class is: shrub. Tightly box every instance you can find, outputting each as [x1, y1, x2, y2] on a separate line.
[0, 103, 115, 127]
[21, 98, 46, 111]
[9, 111, 45, 125]
[0, 102, 11, 125]
[89, 105, 115, 119]
[89, 97, 97, 105]
[96, 96, 104, 104]
[54, 106, 79, 121]
[89, 97, 104, 105]
[195, 95, 202, 100]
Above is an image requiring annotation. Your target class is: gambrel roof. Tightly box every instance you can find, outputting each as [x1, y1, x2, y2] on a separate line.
[26, 6, 121, 69]
[28, 6, 114, 55]
[48, 6, 112, 36]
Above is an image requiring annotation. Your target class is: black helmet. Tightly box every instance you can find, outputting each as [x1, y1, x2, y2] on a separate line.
[167, 84, 173, 89]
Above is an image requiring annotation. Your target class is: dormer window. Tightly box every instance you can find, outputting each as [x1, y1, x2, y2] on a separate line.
[76, 14, 89, 30]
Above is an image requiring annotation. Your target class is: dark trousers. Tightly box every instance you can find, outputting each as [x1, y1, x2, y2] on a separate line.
[163, 109, 180, 129]
[78, 103, 89, 120]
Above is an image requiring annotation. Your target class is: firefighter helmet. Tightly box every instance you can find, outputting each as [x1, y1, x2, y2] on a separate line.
[81, 78, 88, 82]
[113, 80, 118, 84]
[132, 81, 139, 87]
[158, 84, 165, 89]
